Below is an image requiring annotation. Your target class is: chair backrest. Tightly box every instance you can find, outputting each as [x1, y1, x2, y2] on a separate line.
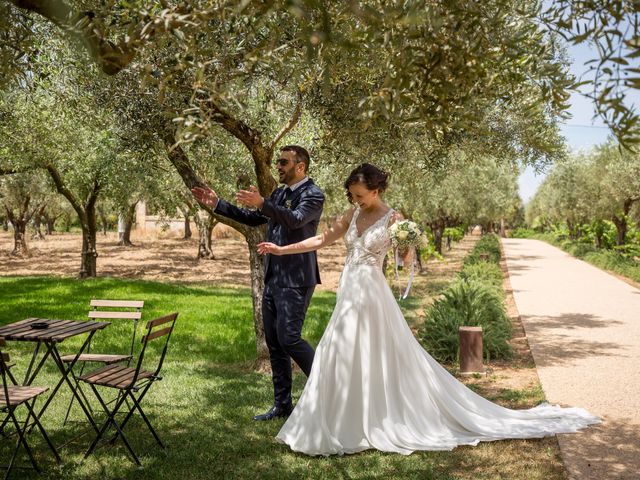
[88, 300, 144, 356]
[129, 313, 179, 387]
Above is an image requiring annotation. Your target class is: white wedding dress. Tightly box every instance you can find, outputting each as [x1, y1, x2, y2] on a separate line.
[276, 207, 600, 456]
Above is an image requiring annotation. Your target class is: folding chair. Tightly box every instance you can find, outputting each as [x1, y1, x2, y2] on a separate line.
[61, 300, 144, 424]
[0, 338, 61, 478]
[79, 312, 178, 466]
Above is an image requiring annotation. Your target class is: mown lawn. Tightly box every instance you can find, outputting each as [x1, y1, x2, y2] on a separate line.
[0, 276, 564, 479]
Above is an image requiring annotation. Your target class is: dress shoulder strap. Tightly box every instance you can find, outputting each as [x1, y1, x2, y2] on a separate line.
[383, 208, 396, 228]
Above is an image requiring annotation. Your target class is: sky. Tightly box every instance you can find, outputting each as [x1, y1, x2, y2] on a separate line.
[517, 41, 637, 203]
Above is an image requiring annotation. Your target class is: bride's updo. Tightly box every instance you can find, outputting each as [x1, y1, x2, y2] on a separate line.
[344, 163, 390, 202]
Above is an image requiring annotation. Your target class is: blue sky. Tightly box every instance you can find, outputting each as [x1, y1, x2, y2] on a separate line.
[518, 41, 637, 203]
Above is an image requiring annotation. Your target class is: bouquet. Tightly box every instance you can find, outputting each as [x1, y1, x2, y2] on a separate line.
[388, 220, 428, 300]
[388, 220, 428, 250]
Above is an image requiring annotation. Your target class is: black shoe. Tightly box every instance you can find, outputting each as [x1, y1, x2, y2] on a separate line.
[253, 404, 293, 421]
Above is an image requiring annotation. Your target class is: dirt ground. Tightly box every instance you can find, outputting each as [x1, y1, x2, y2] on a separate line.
[0, 228, 347, 291]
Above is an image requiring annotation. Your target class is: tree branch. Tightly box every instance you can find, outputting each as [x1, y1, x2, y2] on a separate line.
[203, 99, 267, 156]
[45, 164, 85, 221]
[162, 127, 250, 236]
[9, 0, 136, 75]
[8, 0, 199, 76]
[269, 93, 303, 151]
[200, 99, 277, 195]
[0, 165, 37, 175]
[85, 179, 101, 213]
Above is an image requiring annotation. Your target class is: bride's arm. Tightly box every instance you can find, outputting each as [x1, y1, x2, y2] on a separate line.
[257, 208, 355, 256]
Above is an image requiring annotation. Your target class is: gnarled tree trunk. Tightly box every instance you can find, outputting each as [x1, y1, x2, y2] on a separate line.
[429, 218, 446, 254]
[195, 210, 216, 259]
[179, 205, 192, 239]
[79, 211, 98, 278]
[43, 212, 58, 235]
[245, 227, 269, 371]
[9, 217, 28, 256]
[31, 205, 46, 240]
[46, 165, 101, 278]
[4, 197, 38, 257]
[97, 205, 109, 235]
[163, 130, 271, 367]
[117, 202, 137, 246]
[611, 199, 635, 247]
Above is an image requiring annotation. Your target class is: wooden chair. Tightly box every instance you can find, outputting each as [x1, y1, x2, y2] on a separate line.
[61, 300, 144, 424]
[79, 312, 179, 466]
[0, 338, 61, 478]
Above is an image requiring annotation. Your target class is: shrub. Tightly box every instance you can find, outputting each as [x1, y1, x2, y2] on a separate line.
[614, 243, 640, 260]
[459, 261, 503, 292]
[564, 242, 596, 258]
[420, 279, 512, 363]
[508, 228, 536, 238]
[464, 233, 501, 265]
[443, 226, 464, 243]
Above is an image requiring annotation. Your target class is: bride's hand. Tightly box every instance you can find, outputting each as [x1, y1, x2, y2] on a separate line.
[257, 242, 282, 255]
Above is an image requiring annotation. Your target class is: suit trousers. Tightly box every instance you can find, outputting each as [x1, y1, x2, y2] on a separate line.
[262, 278, 316, 407]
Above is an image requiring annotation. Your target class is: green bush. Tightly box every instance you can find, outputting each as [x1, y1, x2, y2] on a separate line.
[459, 261, 504, 292]
[420, 279, 512, 363]
[464, 233, 501, 265]
[508, 227, 536, 238]
[582, 220, 617, 249]
[444, 226, 465, 242]
[614, 243, 640, 260]
[564, 241, 597, 258]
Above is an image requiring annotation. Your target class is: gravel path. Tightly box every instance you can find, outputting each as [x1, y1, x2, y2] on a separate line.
[502, 238, 640, 480]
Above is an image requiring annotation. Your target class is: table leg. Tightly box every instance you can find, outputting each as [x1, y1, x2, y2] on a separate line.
[30, 333, 100, 435]
[23, 341, 52, 386]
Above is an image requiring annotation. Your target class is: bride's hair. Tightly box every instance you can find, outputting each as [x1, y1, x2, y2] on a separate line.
[344, 163, 390, 202]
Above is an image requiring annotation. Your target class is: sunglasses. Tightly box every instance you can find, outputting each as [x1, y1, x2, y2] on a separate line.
[276, 158, 290, 167]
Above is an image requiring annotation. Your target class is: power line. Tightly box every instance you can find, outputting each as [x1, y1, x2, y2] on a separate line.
[559, 123, 610, 129]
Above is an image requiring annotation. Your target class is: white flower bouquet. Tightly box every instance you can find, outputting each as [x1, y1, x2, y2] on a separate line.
[389, 220, 427, 250]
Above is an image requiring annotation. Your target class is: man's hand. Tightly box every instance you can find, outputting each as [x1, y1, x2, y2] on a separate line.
[191, 186, 219, 208]
[257, 242, 282, 255]
[236, 185, 264, 209]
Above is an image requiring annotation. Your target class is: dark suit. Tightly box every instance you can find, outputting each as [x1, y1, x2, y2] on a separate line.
[215, 179, 324, 407]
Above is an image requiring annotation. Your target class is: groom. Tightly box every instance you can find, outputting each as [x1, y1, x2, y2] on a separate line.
[191, 145, 324, 420]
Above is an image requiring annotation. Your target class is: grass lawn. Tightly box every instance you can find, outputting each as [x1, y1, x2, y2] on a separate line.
[0, 276, 564, 480]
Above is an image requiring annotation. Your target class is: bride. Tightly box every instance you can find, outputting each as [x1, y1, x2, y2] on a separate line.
[257, 163, 599, 456]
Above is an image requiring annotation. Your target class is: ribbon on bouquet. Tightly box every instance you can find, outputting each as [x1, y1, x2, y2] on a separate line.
[394, 247, 415, 300]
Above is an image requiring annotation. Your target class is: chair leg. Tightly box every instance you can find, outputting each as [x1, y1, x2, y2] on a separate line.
[62, 365, 94, 426]
[23, 399, 61, 465]
[109, 383, 152, 443]
[126, 390, 164, 449]
[84, 385, 141, 466]
[5, 407, 40, 478]
[83, 386, 125, 459]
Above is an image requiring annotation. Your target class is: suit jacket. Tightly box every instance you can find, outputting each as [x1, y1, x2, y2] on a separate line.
[214, 179, 325, 287]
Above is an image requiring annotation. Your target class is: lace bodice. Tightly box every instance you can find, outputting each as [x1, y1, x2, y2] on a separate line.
[344, 208, 394, 268]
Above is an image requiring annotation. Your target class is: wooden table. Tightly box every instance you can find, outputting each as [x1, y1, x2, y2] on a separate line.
[0, 318, 110, 437]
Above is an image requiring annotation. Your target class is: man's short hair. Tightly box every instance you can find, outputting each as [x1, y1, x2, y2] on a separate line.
[280, 145, 310, 172]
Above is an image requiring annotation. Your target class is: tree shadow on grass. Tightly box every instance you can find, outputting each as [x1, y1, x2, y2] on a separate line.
[0, 277, 569, 479]
[0, 362, 568, 480]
